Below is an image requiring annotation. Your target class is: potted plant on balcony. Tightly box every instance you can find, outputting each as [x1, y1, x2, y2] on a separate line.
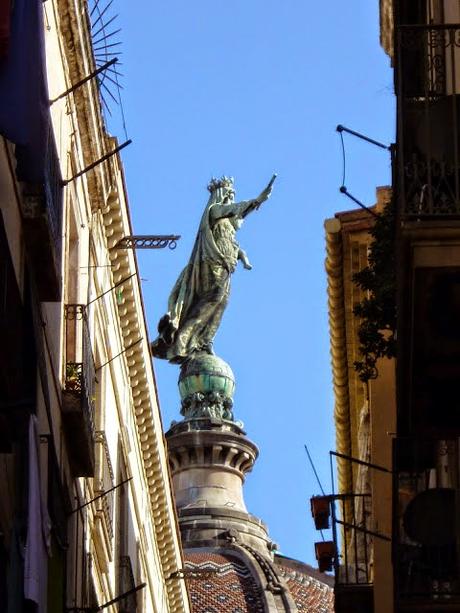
[65, 362, 81, 392]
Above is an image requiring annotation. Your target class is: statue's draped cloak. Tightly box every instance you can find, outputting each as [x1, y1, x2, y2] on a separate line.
[152, 187, 246, 362]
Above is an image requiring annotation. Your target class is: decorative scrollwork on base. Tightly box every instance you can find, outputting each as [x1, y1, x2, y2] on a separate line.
[181, 391, 234, 421]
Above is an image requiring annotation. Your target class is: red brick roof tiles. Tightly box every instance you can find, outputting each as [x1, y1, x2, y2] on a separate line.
[185, 551, 265, 613]
[184, 550, 334, 613]
[276, 563, 334, 612]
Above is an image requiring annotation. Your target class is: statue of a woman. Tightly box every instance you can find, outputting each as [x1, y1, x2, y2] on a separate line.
[151, 175, 276, 363]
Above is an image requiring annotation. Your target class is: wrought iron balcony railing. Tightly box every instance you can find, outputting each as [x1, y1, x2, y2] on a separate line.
[21, 127, 63, 300]
[311, 490, 376, 612]
[63, 304, 96, 476]
[331, 493, 373, 587]
[396, 24, 460, 217]
[312, 451, 393, 612]
[94, 430, 114, 542]
[118, 555, 137, 613]
[44, 127, 63, 267]
[394, 438, 460, 605]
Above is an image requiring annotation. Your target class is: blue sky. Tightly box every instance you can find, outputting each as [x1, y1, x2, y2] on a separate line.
[107, 1, 395, 566]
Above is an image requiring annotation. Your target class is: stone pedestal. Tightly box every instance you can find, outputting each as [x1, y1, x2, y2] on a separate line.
[166, 418, 275, 555]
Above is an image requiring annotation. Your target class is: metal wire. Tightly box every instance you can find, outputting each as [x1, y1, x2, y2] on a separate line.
[304, 444, 326, 496]
[339, 129, 346, 188]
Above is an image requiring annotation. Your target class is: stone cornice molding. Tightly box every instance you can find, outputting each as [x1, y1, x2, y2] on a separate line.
[167, 426, 258, 479]
[55, 0, 109, 209]
[379, 0, 394, 59]
[324, 218, 352, 495]
[101, 184, 190, 612]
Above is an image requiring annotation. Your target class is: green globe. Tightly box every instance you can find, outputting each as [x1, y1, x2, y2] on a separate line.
[178, 354, 235, 401]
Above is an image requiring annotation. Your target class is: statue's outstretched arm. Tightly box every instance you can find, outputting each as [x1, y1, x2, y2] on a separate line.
[210, 175, 277, 222]
[240, 174, 277, 219]
[210, 203, 249, 221]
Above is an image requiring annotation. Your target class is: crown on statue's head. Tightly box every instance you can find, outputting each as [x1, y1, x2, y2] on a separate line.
[207, 176, 234, 193]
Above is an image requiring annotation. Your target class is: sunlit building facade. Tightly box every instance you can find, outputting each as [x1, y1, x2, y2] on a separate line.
[0, 1, 189, 611]
[322, 188, 395, 613]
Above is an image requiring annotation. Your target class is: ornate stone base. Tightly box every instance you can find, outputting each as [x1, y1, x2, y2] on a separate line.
[178, 354, 235, 421]
[166, 419, 276, 556]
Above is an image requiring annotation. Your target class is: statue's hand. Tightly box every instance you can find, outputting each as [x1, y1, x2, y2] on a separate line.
[256, 173, 277, 205]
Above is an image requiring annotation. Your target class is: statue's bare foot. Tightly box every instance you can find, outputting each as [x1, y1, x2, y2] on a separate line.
[243, 262, 252, 270]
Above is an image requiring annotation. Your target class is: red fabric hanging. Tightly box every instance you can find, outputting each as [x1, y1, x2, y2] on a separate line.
[0, 0, 11, 59]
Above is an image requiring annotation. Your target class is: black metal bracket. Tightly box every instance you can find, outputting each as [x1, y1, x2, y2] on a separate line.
[96, 337, 143, 372]
[339, 186, 380, 219]
[336, 124, 391, 151]
[335, 517, 391, 542]
[93, 583, 146, 611]
[65, 581, 146, 612]
[336, 124, 391, 217]
[330, 449, 392, 473]
[69, 477, 132, 515]
[62, 140, 132, 185]
[112, 235, 180, 250]
[86, 272, 137, 307]
[167, 567, 220, 581]
[50, 58, 118, 105]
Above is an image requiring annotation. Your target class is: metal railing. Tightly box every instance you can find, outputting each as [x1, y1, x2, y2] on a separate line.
[94, 431, 114, 541]
[331, 494, 372, 586]
[394, 438, 460, 603]
[64, 304, 95, 436]
[44, 128, 63, 266]
[118, 555, 137, 613]
[396, 24, 460, 216]
[329, 451, 391, 588]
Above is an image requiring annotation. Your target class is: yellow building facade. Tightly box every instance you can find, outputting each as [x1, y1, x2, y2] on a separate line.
[324, 187, 395, 613]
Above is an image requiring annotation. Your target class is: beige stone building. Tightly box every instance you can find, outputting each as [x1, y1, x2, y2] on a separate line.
[320, 2, 460, 611]
[323, 188, 396, 613]
[0, 1, 189, 611]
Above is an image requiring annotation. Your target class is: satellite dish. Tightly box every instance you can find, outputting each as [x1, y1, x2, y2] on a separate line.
[403, 488, 456, 546]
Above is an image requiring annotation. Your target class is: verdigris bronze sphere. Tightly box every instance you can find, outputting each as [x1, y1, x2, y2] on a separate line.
[178, 354, 235, 402]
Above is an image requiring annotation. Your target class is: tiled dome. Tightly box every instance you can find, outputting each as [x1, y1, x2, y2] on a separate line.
[166, 420, 334, 612]
[276, 555, 334, 612]
[183, 549, 334, 613]
[185, 551, 265, 613]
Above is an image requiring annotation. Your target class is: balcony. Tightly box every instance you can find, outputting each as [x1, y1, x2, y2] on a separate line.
[21, 128, 63, 300]
[331, 494, 375, 613]
[93, 430, 114, 563]
[62, 304, 95, 476]
[396, 24, 460, 217]
[394, 437, 460, 609]
[310, 452, 393, 612]
[118, 555, 137, 613]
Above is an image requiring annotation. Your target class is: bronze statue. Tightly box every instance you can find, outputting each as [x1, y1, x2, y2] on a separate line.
[151, 175, 276, 363]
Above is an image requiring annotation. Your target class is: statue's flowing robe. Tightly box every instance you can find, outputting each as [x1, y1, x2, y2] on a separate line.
[152, 188, 251, 363]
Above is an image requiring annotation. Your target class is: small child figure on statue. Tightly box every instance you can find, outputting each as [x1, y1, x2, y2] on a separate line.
[238, 247, 252, 270]
[229, 214, 252, 270]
